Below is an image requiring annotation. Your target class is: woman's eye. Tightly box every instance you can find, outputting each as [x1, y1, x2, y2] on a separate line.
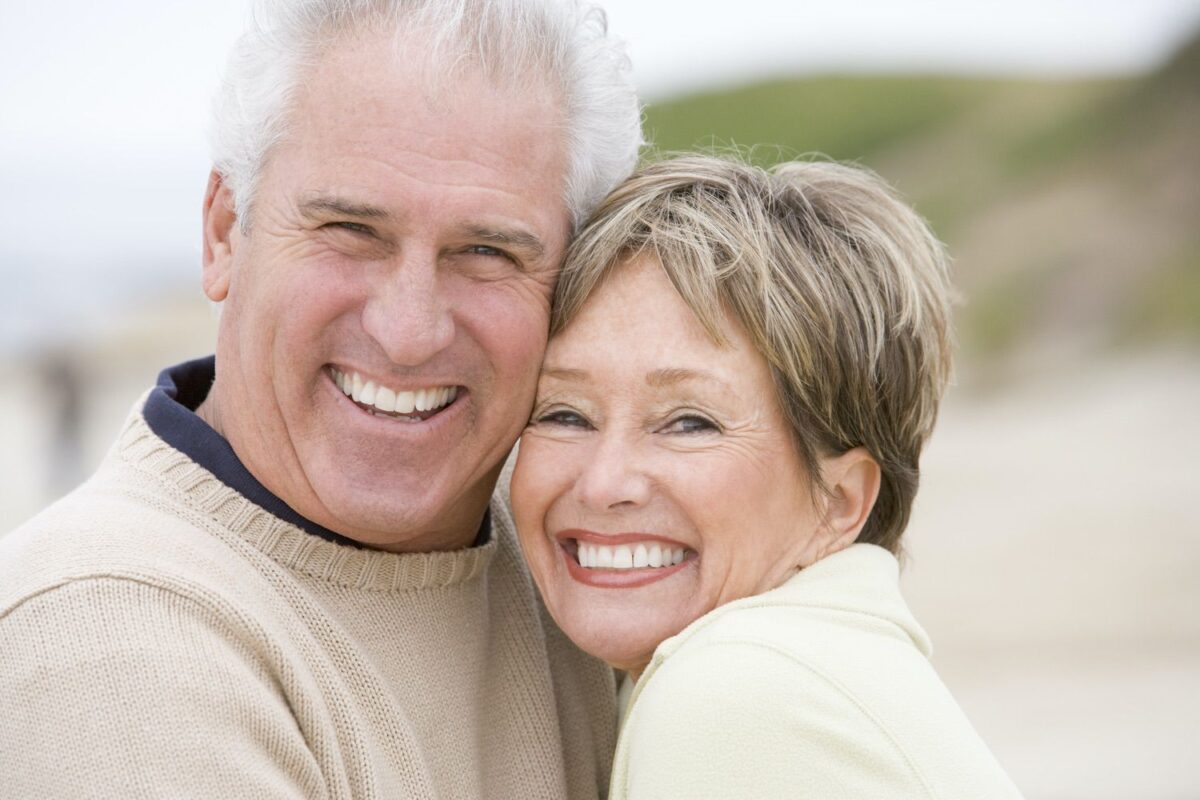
[663, 414, 718, 434]
[534, 409, 591, 429]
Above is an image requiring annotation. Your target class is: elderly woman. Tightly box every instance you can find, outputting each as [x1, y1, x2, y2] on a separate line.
[511, 155, 1022, 798]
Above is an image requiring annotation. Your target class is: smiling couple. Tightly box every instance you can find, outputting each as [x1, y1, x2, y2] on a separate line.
[0, 0, 1021, 798]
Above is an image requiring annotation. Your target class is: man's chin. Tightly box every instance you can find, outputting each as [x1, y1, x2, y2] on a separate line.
[308, 469, 490, 552]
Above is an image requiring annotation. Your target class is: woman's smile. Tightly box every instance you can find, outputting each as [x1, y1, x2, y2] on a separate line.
[558, 530, 697, 588]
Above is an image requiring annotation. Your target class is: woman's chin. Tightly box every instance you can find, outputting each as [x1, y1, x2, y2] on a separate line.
[530, 544, 708, 673]
[572, 631, 657, 676]
[556, 606, 693, 676]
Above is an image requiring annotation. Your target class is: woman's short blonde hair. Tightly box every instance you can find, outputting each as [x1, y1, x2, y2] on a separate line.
[552, 155, 954, 553]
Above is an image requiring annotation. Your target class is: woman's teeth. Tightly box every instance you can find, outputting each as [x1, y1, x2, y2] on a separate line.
[576, 541, 689, 570]
[331, 367, 457, 415]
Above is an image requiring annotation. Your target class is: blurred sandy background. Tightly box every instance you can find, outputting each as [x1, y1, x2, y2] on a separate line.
[3, 2, 1199, 798]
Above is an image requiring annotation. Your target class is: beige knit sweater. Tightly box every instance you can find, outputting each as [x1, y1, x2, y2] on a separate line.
[0, 403, 617, 799]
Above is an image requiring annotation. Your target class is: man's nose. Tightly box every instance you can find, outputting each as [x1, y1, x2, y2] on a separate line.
[575, 432, 653, 512]
[361, 250, 455, 367]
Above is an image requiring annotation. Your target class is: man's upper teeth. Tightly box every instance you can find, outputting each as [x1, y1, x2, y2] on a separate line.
[331, 368, 457, 414]
[577, 541, 688, 570]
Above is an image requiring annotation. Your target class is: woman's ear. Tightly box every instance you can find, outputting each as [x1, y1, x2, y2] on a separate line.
[816, 447, 881, 559]
[202, 169, 238, 303]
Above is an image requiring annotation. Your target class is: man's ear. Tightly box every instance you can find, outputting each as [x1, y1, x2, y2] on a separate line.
[816, 447, 882, 559]
[202, 169, 238, 302]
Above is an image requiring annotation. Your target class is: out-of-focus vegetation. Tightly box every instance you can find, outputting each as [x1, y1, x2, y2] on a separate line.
[643, 30, 1200, 372]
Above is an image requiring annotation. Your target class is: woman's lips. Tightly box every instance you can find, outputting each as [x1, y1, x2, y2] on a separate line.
[556, 529, 696, 589]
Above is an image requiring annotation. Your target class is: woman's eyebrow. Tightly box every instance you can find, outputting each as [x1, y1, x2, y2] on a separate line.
[539, 366, 588, 382]
[646, 367, 731, 392]
[541, 366, 733, 392]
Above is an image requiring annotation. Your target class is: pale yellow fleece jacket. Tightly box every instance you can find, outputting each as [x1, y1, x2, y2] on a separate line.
[610, 544, 1023, 800]
[0, 402, 616, 799]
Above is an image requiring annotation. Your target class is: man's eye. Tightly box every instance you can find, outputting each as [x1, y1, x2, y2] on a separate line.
[663, 414, 718, 434]
[465, 245, 513, 261]
[534, 409, 591, 429]
[327, 221, 374, 235]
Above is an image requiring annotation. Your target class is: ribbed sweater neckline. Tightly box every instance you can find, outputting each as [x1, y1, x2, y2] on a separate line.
[116, 406, 496, 593]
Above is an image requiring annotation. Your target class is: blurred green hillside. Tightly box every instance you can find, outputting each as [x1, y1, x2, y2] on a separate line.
[643, 31, 1200, 375]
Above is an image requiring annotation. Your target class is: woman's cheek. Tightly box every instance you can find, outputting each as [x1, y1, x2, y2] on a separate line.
[513, 433, 571, 530]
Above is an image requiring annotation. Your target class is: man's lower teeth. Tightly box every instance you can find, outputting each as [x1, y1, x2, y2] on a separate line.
[366, 407, 424, 422]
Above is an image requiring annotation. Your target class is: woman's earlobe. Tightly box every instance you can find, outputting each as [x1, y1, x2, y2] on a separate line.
[201, 169, 238, 302]
[819, 448, 882, 558]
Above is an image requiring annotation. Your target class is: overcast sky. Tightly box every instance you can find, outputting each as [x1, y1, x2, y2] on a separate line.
[4, 0, 1199, 162]
[2, 0, 1199, 348]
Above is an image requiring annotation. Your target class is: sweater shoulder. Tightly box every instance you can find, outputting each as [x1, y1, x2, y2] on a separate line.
[0, 464, 269, 616]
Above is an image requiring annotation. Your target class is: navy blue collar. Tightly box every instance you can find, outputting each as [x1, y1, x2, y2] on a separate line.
[142, 357, 489, 550]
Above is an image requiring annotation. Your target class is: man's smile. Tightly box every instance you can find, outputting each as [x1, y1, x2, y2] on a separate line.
[328, 366, 460, 421]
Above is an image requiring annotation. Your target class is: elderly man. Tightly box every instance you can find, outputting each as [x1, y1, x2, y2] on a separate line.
[0, 0, 641, 797]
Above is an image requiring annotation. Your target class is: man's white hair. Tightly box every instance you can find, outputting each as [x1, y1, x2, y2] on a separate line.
[209, 0, 643, 232]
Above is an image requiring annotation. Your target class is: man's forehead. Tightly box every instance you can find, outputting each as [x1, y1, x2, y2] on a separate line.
[291, 47, 566, 174]
[258, 31, 572, 251]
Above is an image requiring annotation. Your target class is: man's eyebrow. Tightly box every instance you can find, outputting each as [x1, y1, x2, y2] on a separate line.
[298, 196, 390, 221]
[462, 225, 546, 260]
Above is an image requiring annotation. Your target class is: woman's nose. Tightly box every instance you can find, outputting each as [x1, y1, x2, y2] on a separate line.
[575, 433, 653, 511]
[361, 250, 455, 367]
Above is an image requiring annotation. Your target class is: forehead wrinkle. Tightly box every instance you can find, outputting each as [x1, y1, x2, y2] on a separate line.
[344, 107, 563, 184]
